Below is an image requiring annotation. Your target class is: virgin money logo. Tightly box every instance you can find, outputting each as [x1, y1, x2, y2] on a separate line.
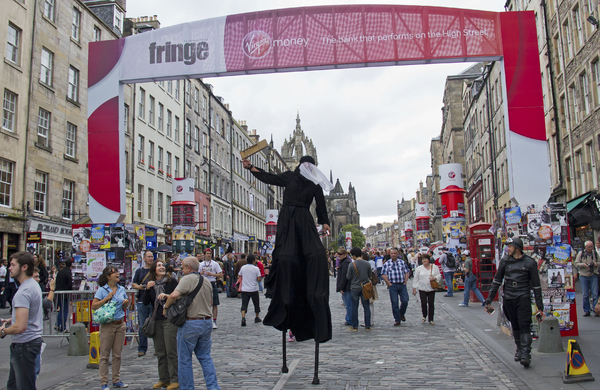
[448, 171, 456, 179]
[420, 207, 425, 211]
[242, 31, 272, 59]
[176, 185, 183, 193]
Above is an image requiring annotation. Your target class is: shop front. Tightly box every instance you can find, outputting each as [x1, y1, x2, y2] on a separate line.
[27, 217, 73, 266]
[567, 191, 599, 253]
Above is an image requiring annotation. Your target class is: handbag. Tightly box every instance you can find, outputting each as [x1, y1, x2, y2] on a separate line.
[142, 295, 160, 338]
[353, 261, 374, 300]
[595, 301, 600, 316]
[429, 266, 440, 289]
[93, 287, 119, 324]
[166, 274, 204, 327]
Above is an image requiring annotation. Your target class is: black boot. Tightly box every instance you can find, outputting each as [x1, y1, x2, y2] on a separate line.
[520, 332, 532, 367]
[513, 330, 522, 362]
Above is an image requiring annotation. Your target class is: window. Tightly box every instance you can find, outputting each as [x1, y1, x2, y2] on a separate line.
[93, 26, 101, 42]
[185, 160, 191, 178]
[203, 206, 208, 228]
[158, 146, 163, 172]
[563, 21, 573, 59]
[185, 80, 191, 105]
[175, 157, 180, 178]
[6, 24, 20, 64]
[203, 133, 208, 158]
[570, 84, 579, 125]
[166, 195, 172, 223]
[34, 171, 48, 214]
[185, 119, 191, 146]
[167, 80, 172, 95]
[175, 80, 180, 100]
[44, 0, 55, 21]
[158, 103, 164, 132]
[0, 158, 14, 207]
[157, 192, 163, 223]
[66, 123, 77, 158]
[148, 141, 155, 169]
[202, 96, 207, 119]
[72, 8, 81, 41]
[166, 152, 172, 177]
[40, 48, 53, 86]
[194, 165, 200, 188]
[114, 9, 123, 32]
[580, 71, 591, 115]
[588, 142, 598, 189]
[166, 109, 172, 138]
[149, 95, 155, 126]
[573, 7, 584, 49]
[194, 88, 199, 112]
[2, 90, 17, 132]
[593, 60, 600, 107]
[67, 67, 79, 102]
[124, 104, 129, 134]
[37, 108, 51, 147]
[62, 179, 75, 220]
[148, 188, 154, 220]
[138, 135, 144, 164]
[586, 0, 598, 33]
[577, 150, 586, 194]
[137, 185, 143, 218]
[203, 171, 207, 191]
[174, 116, 180, 143]
[138, 88, 145, 120]
[194, 126, 200, 152]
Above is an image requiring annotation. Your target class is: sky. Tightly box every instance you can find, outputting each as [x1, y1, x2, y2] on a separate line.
[126, 0, 508, 228]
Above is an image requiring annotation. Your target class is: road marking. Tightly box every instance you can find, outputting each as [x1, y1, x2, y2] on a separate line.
[272, 359, 300, 390]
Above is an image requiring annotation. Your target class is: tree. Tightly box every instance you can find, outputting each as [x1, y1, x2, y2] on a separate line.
[339, 224, 365, 249]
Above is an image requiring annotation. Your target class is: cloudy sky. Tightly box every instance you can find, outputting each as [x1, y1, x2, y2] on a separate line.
[127, 0, 507, 228]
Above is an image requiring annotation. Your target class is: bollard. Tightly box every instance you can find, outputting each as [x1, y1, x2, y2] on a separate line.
[87, 331, 100, 369]
[537, 317, 564, 353]
[68, 322, 89, 356]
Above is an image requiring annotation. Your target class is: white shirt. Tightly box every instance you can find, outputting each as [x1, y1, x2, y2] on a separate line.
[238, 264, 261, 292]
[413, 264, 441, 292]
[0, 265, 6, 282]
[200, 260, 222, 283]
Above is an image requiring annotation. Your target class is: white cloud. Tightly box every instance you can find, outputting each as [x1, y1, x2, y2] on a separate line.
[126, 0, 506, 228]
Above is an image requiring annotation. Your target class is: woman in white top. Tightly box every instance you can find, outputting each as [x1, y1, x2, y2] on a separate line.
[412, 254, 441, 325]
[238, 254, 262, 326]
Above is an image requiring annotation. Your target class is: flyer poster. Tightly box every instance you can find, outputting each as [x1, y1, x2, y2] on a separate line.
[86, 251, 106, 282]
[134, 225, 146, 252]
[100, 225, 111, 250]
[505, 207, 522, 225]
[111, 224, 125, 248]
[72, 227, 91, 255]
[90, 225, 105, 250]
[548, 269, 565, 288]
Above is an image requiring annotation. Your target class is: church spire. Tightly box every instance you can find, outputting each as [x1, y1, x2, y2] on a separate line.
[296, 110, 301, 130]
[330, 170, 333, 184]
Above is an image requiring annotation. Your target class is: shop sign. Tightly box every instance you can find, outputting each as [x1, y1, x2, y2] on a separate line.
[26, 232, 42, 243]
[29, 219, 72, 238]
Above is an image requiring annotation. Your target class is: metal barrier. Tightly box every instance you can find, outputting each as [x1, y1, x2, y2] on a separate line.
[42, 290, 140, 347]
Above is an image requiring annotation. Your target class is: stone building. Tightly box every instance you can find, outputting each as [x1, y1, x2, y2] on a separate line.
[325, 174, 360, 242]
[1, 0, 121, 261]
[281, 112, 318, 170]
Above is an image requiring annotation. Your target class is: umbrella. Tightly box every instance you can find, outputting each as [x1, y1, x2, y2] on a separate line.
[153, 244, 172, 253]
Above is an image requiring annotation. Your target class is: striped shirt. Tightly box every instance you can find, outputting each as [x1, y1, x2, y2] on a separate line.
[381, 259, 410, 284]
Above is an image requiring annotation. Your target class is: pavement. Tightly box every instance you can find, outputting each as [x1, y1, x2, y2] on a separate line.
[0, 277, 597, 390]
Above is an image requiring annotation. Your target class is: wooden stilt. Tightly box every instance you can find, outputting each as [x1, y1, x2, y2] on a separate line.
[281, 330, 289, 373]
[311, 341, 320, 385]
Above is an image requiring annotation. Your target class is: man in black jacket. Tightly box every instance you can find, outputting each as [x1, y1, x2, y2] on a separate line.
[335, 249, 352, 326]
[485, 237, 543, 367]
[55, 260, 73, 332]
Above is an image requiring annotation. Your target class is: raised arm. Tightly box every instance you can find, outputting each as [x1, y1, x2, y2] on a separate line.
[242, 159, 290, 186]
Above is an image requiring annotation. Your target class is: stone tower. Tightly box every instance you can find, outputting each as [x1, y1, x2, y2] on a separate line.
[281, 112, 318, 170]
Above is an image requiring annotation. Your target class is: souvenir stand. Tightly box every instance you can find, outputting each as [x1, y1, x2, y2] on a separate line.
[498, 204, 578, 338]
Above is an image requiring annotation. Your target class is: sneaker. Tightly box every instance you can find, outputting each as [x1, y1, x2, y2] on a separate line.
[112, 381, 129, 388]
[481, 302, 486, 306]
[254, 317, 262, 323]
[443, 294, 453, 297]
[365, 327, 371, 332]
[241, 318, 246, 327]
[212, 321, 217, 329]
[458, 303, 468, 307]
[137, 351, 145, 357]
[583, 312, 591, 317]
[102, 385, 110, 390]
[349, 327, 358, 332]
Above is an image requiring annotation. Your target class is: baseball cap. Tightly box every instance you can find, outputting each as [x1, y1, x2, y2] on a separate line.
[463, 250, 470, 256]
[506, 237, 524, 251]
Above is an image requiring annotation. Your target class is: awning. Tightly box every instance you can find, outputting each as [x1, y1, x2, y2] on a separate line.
[567, 192, 592, 212]
[567, 192, 599, 228]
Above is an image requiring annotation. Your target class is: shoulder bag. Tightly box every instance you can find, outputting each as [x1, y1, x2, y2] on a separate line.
[93, 286, 119, 324]
[429, 266, 440, 289]
[353, 261, 374, 300]
[142, 293, 160, 338]
[166, 274, 204, 328]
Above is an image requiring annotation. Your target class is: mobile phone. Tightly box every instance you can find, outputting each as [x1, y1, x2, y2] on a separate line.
[536, 312, 544, 322]
[486, 306, 496, 316]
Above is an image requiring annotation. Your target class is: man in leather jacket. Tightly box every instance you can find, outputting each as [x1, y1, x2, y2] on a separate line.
[485, 237, 543, 367]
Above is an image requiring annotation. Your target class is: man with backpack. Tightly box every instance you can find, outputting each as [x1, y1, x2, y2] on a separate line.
[439, 248, 456, 297]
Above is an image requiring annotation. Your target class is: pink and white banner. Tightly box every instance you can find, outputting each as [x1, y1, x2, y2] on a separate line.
[88, 5, 549, 223]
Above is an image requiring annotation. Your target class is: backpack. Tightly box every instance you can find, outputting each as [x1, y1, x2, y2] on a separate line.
[165, 274, 204, 327]
[445, 253, 456, 269]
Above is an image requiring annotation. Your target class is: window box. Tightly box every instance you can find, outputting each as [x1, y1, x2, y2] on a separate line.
[149, 165, 155, 170]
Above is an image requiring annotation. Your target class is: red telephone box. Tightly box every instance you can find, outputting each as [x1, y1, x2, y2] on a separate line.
[467, 222, 497, 302]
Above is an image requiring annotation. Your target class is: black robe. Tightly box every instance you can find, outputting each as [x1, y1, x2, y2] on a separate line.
[251, 167, 332, 343]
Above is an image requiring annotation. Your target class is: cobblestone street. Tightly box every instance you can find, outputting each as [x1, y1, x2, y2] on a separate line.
[49, 278, 529, 390]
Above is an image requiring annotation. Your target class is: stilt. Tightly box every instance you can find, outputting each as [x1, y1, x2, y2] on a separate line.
[281, 330, 289, 373]
[311, 341, 320, 385]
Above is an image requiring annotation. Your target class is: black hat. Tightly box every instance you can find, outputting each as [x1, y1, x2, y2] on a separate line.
[507, 237, 524, 251]
[299, 155, 315, 165]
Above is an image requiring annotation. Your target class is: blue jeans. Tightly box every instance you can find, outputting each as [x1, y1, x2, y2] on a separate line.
[350, 290, 371, 328]
[177, 319, 220, 390]
[444, 272, 454, 296]
[137, 302, 152, 353]
[258, 280, 263, 292]
[388, 283, 409, 322]
[7, 338, 42, 390]
[342, 291, 353, 324]
[462, 274, 485, 305]
[56, 294, 70, 331]
[580, 275, 599, 314]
